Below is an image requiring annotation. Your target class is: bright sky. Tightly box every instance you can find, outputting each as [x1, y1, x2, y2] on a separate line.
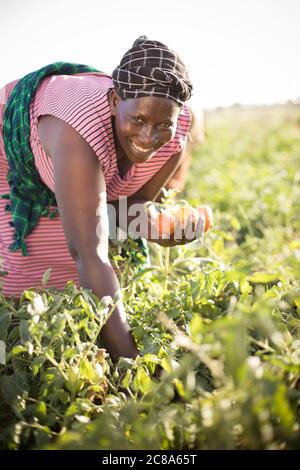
[1, 0, 299, 109]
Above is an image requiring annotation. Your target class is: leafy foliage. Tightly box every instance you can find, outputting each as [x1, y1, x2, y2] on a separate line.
[0, 104, 299, 449]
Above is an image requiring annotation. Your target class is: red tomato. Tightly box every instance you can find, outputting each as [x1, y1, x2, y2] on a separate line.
[155, 211, 176, 237]
[174, 206, 199, 227]
[197, 205, 213, 232]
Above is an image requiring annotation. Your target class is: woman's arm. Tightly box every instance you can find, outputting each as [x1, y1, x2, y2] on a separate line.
[38, 115, 138, 361]
[162, 150, 191, 194]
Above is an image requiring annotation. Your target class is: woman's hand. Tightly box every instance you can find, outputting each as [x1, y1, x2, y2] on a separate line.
[154, 208, 205, 247]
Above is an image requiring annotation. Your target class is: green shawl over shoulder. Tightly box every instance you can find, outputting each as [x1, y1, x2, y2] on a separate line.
[1, 62, 101, 256]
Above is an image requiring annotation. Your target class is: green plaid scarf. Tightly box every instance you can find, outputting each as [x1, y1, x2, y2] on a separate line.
[1, 62, 101, 256]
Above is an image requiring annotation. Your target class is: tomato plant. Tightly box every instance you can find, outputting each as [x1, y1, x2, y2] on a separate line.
[1, 104, 300, 450]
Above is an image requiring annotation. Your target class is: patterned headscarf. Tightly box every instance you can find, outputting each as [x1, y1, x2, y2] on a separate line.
[112, 35, 193, 106]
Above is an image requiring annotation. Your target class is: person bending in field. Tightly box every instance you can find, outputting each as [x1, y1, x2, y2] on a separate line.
[0, 36, 205, 360]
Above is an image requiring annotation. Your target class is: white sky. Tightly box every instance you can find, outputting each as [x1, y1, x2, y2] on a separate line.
[1, 0, 299, 109]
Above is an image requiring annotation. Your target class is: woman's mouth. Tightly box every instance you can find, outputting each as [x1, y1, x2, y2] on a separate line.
[130, 140, 155, 155]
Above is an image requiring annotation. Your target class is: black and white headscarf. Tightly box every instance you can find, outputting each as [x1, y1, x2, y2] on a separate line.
[112, 35, 193, 106]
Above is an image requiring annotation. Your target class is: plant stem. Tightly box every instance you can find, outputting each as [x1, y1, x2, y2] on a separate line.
[164, 247, 170, 291]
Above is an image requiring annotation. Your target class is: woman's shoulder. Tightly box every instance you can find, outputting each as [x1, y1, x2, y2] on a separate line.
[32, 72, 114, 127]
[172, 103, 192, 144]
[178, 103, 192, 128]
[31, 73, 116, 181]
[36, 72, 113, 99]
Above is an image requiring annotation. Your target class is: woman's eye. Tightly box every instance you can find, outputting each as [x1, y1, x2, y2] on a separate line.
[160, 122, 173, 129]
[133, 117, 144, 124]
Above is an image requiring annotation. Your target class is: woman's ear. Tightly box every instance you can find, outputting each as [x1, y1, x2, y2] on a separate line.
[109, 88, 121, 116]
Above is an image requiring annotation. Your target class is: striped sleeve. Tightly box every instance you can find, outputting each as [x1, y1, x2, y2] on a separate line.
[172, 104, 192, 153]
[33, 75, 113, 176]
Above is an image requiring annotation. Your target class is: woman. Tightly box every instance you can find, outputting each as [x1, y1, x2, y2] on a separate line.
[0, 36, 203, 360]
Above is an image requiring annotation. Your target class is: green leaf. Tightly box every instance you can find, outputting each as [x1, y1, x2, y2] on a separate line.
[272, 383, 295, 429]
[11, 344, 28, 356]
[117, 357, 135, 370]
[140, 354, 161, 365]
[79, 359, 99, 383]
[121, 369, 132, 389]
[230, 216, 241, 231]
[63, 347, 77, 360]
[42, 268, 52, 287]
[32, 356, 44, 376]
[0, 310, 12, 342]
[19, 320, 30, 344]
[161, 357, 177, 374]
[35, 401, 47, 419]
[8, 326, 20, 343]
[248, 272, 281, 284]
[33, 427, 52, 447]
[0, 370, 29, 408]
[240, 279, 253, 294]
[173, 378, 186, 398]
[190, 315, 203, 340]
[0, 340, 6, 365]
[53, 314, 66, 334]
[132, 367, 154, 394]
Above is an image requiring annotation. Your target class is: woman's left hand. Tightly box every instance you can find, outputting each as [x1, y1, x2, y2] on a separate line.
[155, 209, 205, 247]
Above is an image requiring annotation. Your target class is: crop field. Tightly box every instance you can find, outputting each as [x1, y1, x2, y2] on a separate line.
[0, 104, 299, 450]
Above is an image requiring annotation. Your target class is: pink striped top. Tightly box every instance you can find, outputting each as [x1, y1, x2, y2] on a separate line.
[0, 73, 191, 298]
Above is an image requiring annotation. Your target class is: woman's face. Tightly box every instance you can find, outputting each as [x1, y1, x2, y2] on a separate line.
[109, 89, 181, 164]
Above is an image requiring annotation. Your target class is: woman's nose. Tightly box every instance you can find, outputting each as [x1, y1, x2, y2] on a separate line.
[139, 126, 158, 148]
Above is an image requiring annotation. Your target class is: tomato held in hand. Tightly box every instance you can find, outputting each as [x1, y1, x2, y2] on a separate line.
[197, 205, 213, 232]
[155, 211, 176, 237]
[174, 206, 199, 228]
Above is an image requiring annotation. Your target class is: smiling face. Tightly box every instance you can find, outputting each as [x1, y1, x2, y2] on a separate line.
[109, 89, 181, 164]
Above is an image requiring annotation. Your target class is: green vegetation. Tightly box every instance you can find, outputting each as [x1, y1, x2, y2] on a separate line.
[0, 104, 299, 450]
